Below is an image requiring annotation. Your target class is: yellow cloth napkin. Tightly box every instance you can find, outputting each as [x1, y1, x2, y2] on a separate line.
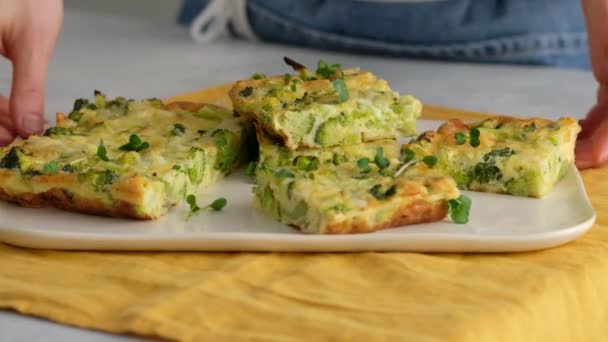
[1, 85, 607, 342]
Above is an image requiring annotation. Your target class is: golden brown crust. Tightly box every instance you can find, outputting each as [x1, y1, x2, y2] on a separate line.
[0, 187, 153, 220]
[322, 199, 448, 234]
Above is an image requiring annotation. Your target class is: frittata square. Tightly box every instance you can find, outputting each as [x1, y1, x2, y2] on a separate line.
[0, 93, 253, 219]
[253, 134, 462, 234]
[230, 60, 422, 150]
[406, 116, 581, 198]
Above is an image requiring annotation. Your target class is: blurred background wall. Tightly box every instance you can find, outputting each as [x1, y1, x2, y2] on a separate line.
[64, 0, 182, 24]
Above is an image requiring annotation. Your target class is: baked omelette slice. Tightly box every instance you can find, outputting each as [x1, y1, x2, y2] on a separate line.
[0, 92, 253, 219]
[405, 116, 581, 198]
[253, 133, 464, 234]
[230, 59, 422, 150]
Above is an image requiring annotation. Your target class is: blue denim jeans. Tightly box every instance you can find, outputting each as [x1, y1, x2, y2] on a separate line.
[179, 0, 590, 70]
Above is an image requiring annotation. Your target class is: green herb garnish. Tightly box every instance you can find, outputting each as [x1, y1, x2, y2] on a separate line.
[448, 195, 472, 224]
[422, 155, 438, 168]
[42, 160, 58, 175]
[332, 78, 349, 104]
[186, 195, 228, 216]
[400, 147, 416, 163]
[374, 147, 391, 170]
[209, 197, 227, 211]
[455, 132, 466, 145]
[97, 140, 109, 161]
[357, 158, 372, 173]
[316, 60, 341, 78]
[119, 134, 150, 152]
[284, 73, 292, 84]
[186, 194, 200, 214]
[291, 83, 297, 92]
[469, 128, 480, 147]
[239, 87, 253, 97]
[172, 165, 182, 171]
[171, 123, 186, 136]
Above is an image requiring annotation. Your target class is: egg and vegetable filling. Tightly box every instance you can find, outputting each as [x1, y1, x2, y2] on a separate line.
[252, 136, 468, 234]
[0, 92, 252, 219]
[406, 116, 580, 198]
[230, 59, 422, 150]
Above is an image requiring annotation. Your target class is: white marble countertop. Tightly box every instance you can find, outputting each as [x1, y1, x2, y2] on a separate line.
[0, 7, 597, 342]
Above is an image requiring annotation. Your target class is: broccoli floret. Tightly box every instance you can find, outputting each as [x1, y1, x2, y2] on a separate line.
[106, 97, 129, 114]
[77, 169, 119, 190]
[315, 117, 343, 147]
[0, 147, 36, 173]
[187, 148, 206, 184]
[483, 147, 514, 161]
[292, 156, 319, 171]
[470, 163, 501, 184]
[72, 98, 89, 112]
[279, 112, 314, 143]
[212, 129, 237, 172]
[43, 127, 75, 137]
[0, 147, 19, 169]
[470, 147, 515, 184]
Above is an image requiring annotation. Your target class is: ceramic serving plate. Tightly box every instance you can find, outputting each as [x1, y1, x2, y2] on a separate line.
[0, 121, 596, 252]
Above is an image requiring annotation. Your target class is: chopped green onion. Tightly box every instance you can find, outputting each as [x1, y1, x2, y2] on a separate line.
[332, 79, 349, 104]
[251, 73, 266, 80]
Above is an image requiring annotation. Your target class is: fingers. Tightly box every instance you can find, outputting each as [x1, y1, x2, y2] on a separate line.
[580, 85, 608, 139]
[575, 139, 595, 169]
[576, 119, 608, 169]
[7, 0, 62, 138]
[0, 95, 16, 146]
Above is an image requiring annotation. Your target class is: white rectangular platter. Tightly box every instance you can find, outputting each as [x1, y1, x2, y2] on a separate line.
[0, 120, 596, 252]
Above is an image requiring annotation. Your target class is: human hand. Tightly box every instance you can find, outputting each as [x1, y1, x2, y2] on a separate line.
[0, 0, 63, 146]
[576, 84, 608, 168]
[578, 0, 608, 168]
